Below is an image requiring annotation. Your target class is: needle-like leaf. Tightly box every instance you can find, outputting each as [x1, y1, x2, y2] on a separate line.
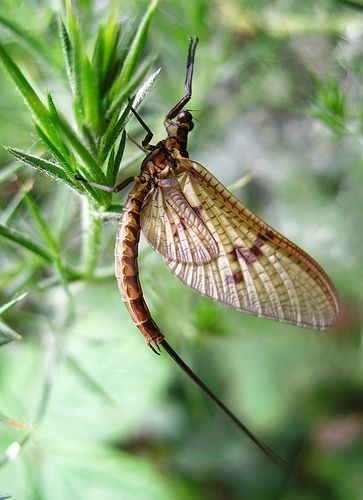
[116, 0, 158, 90]
[0, 293, 27, 317]
[23, 192, 60, 258]
[58, 17, 73, 91]
[6, 147, 77, 189]
[106, 53, 158, 118]
[0, 224, 54, 263]
[107, 130, 126, 185]
[0, 189, 26, 226]
[0, 43, 62, 150]
[0, 14, 56, 67]
[0, 320, 23, 346]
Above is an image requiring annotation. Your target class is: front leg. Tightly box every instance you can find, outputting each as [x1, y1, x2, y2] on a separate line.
[75, 175, 136, 193]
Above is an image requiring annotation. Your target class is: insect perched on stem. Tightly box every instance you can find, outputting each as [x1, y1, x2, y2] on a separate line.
[77, 36, 339, 471]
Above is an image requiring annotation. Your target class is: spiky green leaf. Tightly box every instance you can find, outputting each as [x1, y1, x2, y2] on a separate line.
[0, 293, 27, 317]
[0, 224, 54, 263]
[117, 0, 158, 89]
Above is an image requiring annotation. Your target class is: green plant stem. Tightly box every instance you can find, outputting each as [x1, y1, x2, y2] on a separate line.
[81, 197, 102, 278]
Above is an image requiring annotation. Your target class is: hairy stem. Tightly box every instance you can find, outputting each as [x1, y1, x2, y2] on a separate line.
[81, 197, 102, 278]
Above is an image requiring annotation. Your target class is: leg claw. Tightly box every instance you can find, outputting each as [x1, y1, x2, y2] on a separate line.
[147, 338, 163, 355]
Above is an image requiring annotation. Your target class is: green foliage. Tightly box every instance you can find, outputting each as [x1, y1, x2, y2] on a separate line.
[0, 0, 160, 281]
[0, 293, 25, 345]
[308, 74, 347, 136]
[0, 0, 158, 211]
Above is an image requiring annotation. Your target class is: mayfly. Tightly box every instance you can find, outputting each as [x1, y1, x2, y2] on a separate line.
[78, 37, 339, 470]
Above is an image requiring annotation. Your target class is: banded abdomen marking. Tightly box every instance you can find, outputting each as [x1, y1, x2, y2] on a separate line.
[115, 180, 164, 345]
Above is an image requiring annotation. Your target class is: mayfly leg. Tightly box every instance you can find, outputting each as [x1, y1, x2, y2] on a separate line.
[129, 36, 199, 147]
[127, 133, 148, 152]
[167, 36, 199, 120]
[75, 175, 135, 193]
[130, 106, 155, 149]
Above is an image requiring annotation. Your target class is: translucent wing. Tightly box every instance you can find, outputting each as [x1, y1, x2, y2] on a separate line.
[161, 160, 339, 330]
[141, 176, 218, 263]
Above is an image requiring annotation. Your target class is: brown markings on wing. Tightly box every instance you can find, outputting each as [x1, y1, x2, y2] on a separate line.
[141, 176, 218, 264]
[258, 230, 275, 241]
[165, 160, 339, 330]
[229, 239, 264, 266]
[172, 216, 187, 237]
[192, 205, 204, 216]
[229, 246, 239, 263]
[226, 271, 244, 284]
[194, 163, 338, 313]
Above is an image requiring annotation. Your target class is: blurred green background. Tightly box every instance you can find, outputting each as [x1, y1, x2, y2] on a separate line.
[0, 0, 362, 499]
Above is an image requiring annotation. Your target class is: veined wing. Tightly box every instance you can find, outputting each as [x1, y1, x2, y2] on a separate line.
[162, 160, 339, 330]
[141, 176, 218, 263]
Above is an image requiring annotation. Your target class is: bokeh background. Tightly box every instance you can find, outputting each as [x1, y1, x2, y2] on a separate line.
[0, 0, 363, 499]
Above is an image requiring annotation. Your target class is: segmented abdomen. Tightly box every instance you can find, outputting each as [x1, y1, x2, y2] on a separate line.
[114, 180, 164, 345]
